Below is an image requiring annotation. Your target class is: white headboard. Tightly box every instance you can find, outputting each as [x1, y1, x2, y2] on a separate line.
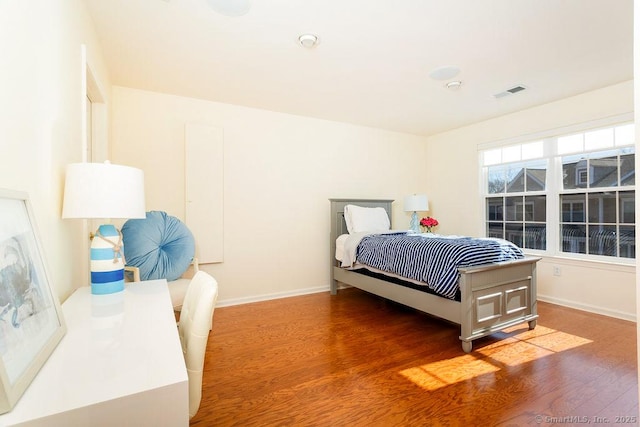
[329, 198, 394, 287]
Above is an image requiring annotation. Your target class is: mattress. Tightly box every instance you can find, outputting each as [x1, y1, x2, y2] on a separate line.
[335, 234, 349, 263]
[336, 231, 524, 299]
[335, 233, 440, 290]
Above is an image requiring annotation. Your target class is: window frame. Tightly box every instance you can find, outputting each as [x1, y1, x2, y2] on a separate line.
[479, 113, 635, 265]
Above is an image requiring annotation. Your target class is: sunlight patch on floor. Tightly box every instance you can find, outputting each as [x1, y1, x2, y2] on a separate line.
[399, 325, 592, 391]
[400, 355, 500, 391]
[475, 325, 593, 365]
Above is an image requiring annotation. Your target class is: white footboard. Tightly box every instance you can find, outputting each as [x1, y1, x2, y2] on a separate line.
[458, 257, 539, 352]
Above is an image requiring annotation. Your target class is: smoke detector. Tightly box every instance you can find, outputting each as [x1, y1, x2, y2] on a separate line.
[206, 0, 252, 16]
[429, 66, 461, 81]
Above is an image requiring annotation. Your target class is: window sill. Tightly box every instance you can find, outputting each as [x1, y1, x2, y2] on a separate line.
[524, 251, 635, 272]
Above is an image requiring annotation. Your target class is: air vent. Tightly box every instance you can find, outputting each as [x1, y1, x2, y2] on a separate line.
[493, 84, 528, 99]
[508, 85, 526, 94]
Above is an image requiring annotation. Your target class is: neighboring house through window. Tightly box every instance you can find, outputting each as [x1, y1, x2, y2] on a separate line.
[481, 117, 635, 262]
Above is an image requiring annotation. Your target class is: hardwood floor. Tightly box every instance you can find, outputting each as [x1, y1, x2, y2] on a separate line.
[190, 288, 638, 426]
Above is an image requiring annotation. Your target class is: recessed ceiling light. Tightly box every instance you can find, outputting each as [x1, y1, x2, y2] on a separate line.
[429, 66, 461, 81]
[446, 81, 463, 90]
[298, 34, 319, 48]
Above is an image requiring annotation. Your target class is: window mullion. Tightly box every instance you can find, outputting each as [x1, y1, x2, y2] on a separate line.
[546, 139, 560, 256]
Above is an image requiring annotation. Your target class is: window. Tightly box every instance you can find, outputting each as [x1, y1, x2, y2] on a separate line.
[486, 160, 547, 251]
[481, 120, 635, 261]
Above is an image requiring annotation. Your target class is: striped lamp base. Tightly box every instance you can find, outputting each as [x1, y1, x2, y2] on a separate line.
[90, 224, 125, 295]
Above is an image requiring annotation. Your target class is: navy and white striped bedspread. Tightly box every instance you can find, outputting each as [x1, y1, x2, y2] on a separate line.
[356, 233, 524, 299]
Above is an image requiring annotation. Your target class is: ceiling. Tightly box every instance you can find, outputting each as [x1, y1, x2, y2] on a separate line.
[84, 0, 633, 137]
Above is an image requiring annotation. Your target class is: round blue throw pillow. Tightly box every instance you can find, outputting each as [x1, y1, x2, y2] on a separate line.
[122, 211, 195, 282]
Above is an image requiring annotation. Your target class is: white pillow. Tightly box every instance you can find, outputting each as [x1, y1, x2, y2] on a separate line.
[344, 204, 391, 234]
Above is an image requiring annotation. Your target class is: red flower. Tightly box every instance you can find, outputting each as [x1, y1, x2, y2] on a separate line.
[419, 217, 439, 232]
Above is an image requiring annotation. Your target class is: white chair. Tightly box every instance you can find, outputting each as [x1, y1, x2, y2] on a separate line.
[168, 258, 200, 311]
[178, 270, 218, 419]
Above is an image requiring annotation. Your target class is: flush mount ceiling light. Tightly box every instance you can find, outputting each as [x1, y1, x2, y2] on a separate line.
[298, 33, 319, 48]
[446, 81, 463, 90]
[429, 65, 461, 81]
[206, 0, 252, 17]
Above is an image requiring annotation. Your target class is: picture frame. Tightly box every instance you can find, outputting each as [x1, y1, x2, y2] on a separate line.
[0, 189, 66, 414]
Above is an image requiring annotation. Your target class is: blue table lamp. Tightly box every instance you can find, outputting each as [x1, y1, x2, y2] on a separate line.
[404, 194, 429, 233]
[62, 161, 146, 295]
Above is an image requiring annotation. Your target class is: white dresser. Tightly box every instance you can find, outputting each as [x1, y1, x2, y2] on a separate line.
[0, 279, 189, 426]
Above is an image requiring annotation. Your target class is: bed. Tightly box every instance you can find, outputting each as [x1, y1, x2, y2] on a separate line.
[329, 198, 540, 353]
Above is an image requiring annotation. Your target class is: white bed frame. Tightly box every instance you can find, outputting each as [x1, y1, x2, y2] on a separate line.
[330, 198, 540, 353]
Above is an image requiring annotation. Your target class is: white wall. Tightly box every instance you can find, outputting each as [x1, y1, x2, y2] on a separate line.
[111, 87, 428, 304]
[0, 0, 110, 301]
[425, 80, 635, 320]
[113, 83, 636, 318]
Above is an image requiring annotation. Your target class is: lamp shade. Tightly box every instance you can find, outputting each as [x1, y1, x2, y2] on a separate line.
[62, 161, 146, 295]
[403, 194, 429, 212]
[62, 162, 146, 220]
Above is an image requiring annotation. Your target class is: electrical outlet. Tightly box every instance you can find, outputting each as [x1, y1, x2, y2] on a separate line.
[553, 266, 561, 276]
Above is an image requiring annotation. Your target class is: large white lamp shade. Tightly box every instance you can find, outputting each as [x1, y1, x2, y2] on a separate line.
[403, 194, 429, 233]
[63, 162, 146, 295]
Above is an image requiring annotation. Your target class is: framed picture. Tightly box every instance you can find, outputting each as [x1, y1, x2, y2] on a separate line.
[0, 189, 66, 414]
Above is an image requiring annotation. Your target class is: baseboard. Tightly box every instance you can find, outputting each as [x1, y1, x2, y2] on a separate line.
[538, 294, 636, 322]
[217, 287, 636, 323]
[217, 285, 330, 308]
